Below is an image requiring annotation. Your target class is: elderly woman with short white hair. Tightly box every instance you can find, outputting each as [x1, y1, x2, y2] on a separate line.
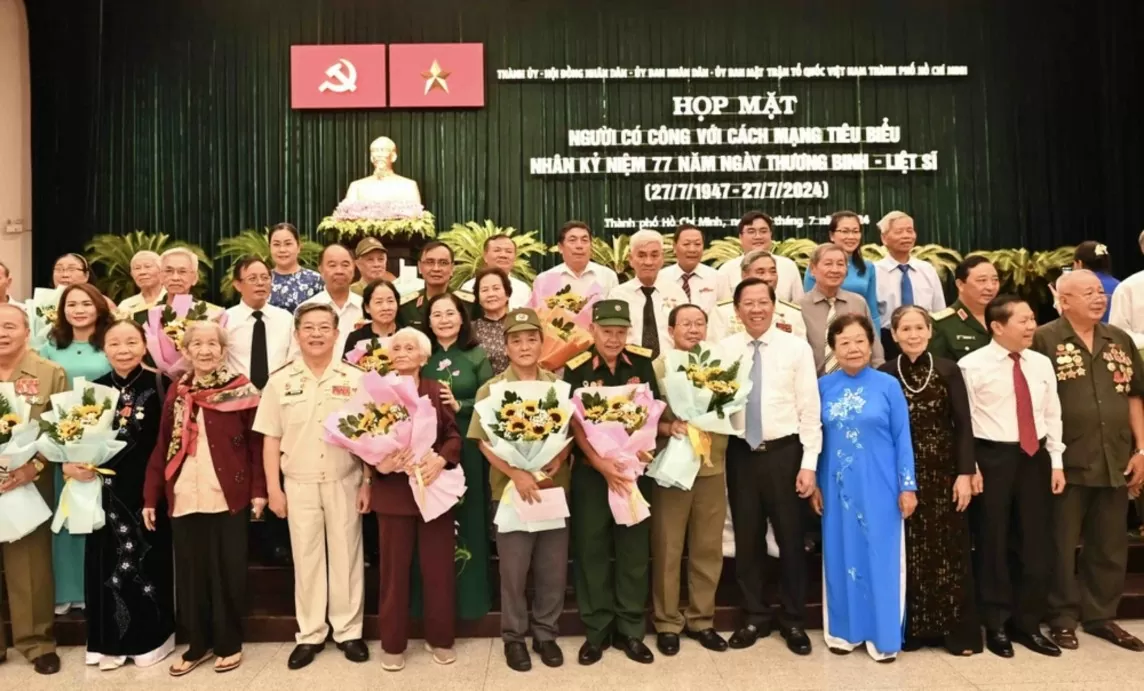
[143, 319, 265, 676]
[370, 327, 462, 671]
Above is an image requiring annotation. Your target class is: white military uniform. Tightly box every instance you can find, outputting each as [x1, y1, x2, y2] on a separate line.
[708, 298, 806, 342]
[253, 359, 366, 646]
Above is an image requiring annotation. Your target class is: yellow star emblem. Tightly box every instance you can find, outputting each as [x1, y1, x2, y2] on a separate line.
[420, 60, 451, 95]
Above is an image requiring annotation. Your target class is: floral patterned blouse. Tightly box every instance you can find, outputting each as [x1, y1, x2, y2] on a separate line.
[270, 268, 324, 314]
[472, 316, 509, 374]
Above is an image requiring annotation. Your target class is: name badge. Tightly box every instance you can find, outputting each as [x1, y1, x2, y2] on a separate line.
[284, 382, 304, 397]
[955, 334, 976, 340]
[332, 385, 352, 398]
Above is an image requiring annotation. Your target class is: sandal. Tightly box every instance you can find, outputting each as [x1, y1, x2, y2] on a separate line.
[169, 651, 214, 677]
[214, 653, 243, 673]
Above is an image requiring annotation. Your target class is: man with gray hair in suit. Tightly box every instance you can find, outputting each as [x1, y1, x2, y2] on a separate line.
[799, 243, 885, 374]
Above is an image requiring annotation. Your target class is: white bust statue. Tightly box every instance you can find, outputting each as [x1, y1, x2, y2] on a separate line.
[341, 136, 422, 205]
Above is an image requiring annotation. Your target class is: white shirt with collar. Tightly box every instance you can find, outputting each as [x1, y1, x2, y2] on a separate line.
[298, 290, 364, 356]
[1110, 270, 1144, 347]
[958, 340, 1065, 469]
[536, 261, 620, 297]
[660, 262, 719, 314]
[723, 327, 823, 470]
[459, 274, 533, 310]
[225, 300, 297, 386]
[715, 253, 804, 303]
[874, 254, 946, 325]
[609, 275, 690, 356]
[709, 299, 806, 342]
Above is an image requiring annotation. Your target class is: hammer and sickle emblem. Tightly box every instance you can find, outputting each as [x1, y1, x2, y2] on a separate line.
[319, 59, 358, 93]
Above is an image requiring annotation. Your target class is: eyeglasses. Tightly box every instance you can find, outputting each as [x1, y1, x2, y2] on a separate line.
[741, 227, 771, 238]
[242, 275, 272, 285]
[299, 325, 336, 335]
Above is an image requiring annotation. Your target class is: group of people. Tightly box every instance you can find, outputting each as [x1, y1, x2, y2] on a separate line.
[1, 209, 1143, 679]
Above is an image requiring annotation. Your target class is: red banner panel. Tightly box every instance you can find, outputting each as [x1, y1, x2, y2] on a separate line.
[290, 44, 387, 109]
[388, 43, 485, 108]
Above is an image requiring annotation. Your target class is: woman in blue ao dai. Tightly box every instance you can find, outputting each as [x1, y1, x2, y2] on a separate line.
[813, 314, 917, 662]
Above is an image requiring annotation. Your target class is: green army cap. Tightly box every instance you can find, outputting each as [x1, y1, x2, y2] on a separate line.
[592, 299, 631, 327]
[355, 237, 387, 258]
[504, 308, 542, 334]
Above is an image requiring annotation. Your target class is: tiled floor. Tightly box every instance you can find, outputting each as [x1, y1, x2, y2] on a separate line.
[3, 622, 1144, 690]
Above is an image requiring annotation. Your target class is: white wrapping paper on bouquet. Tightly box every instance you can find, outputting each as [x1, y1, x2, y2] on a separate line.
[0, 383, 51, 543]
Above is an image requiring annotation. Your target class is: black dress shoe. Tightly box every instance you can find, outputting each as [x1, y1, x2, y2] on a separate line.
[985, 629, 1014, 658]
[532, 639, 564, 667]
[287, 644, 324, 670]
[656, 632, 680, 656]
[32, 652, 60, 675]
[336, 639, 369, 663]
[728, 624, 766, 650]
[780, 626, 812, 656]
[1011, 629, 1061, 657]
[504, 641, 532, 672]
[612, 634, 654, 664]
[685, 628, 728, 652]
[577, 640, 608, 665]
[270, 545, 293, 566]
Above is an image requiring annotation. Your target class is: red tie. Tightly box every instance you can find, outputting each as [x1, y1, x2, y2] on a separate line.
[681, 272, 693, 300]
[1010, 352, 1039, 456]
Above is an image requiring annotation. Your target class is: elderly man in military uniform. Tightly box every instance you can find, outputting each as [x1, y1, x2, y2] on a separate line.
[649, 304, 729, 657]
[254, 303, 371, 671]
[350, 238, 398, 296]
[470, 308, 570, 672]
[398, 241, 473, 331]
[564, 299, 667, 666]
[0, 303, 67, 675]
[710, 250, 805, 341]
[930, 256, 999, 361]
[1033, 270, 1144, 652]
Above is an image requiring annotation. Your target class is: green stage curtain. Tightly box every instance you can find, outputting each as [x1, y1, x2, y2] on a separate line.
[25, 0, 1144, 299]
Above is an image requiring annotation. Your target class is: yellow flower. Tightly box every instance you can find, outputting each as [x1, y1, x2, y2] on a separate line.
[502, 403, 521, 419]
[548, 409, 565, 426]
[522, 401, 540, 416]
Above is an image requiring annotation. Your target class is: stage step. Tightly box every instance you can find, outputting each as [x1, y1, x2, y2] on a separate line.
[13, 542, 1144, 646]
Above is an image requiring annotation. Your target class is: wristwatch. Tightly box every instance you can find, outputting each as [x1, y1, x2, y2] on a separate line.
[1135, 449, 1144, 457]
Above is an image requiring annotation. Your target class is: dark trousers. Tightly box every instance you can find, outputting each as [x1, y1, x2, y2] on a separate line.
[972, 440, 1053, 633]
[495, 515, 569, 643]
[571, 462, 651, 646]
[171, 510, 249, 659]
[725, 437, 807, 629]
[1048, 485, 1129, 629]
[377, 512, 455, 654]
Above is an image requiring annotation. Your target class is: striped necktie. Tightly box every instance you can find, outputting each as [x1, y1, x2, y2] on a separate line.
[822, 297, 839, 374]
[681, 272, 693, 300]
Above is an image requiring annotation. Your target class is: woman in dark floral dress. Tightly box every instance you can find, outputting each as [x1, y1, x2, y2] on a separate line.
[881, 305, 982, 656]
[470, 267, 511, 374]
[86, 320, 175, 670]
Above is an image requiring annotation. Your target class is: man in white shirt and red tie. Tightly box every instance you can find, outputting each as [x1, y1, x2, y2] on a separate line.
[661, 224, 719, 314]
[959, 294, 1066, 659]
[720, 277, 821, 656]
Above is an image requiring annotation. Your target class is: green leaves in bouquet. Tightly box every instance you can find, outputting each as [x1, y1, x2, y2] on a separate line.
[337, 414, 367, 440]
[439, 220, 547, 291]
[541, 387, 560, 411]
[580, 391, 608, 413]
[550, 317, 576, 341]
[216, 228, 322, 300]
[161, 304, 178, 324]
[184, 301, 209, 322]
[501, 390, 522, 406]
[85, 231, 213, 303]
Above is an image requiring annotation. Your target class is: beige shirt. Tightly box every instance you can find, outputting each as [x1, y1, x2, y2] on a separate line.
[798, 286, 885, 374]
[253, 359, 364, 483]
[172, 410, 229, 516]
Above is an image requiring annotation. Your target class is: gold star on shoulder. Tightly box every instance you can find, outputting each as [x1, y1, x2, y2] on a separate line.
[421, 60, 451, 95]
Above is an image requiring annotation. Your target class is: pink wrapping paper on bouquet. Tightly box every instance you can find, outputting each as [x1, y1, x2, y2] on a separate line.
[527, 273, 603, 330]
[571, 384, 665, 526]
[143, 294, 227, 376]
[322, 371, 465, 522]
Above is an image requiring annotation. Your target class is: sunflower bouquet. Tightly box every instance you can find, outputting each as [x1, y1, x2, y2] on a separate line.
[345, 336, 393, 375]
[24, 287, 61, 350]
[572, 384, 666, 526]
[527, 273, 603, 329]
[323, 371, 465, 521]
[0, 383, 52, 543]
[648, 342, 753, 491]
[143, 294, 224, 375]
[474, 381, 574, 532]
[34, 378, 126, 534]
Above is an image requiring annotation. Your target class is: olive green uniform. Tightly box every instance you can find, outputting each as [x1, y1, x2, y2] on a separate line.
[564, 343, 661, 646]
[1033, 319, 1144, 628]
[0, 350, 67, 660]
[929, 300, 991, 361]
[649, 356, 727, 634]
[396, 289, 474, 332]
